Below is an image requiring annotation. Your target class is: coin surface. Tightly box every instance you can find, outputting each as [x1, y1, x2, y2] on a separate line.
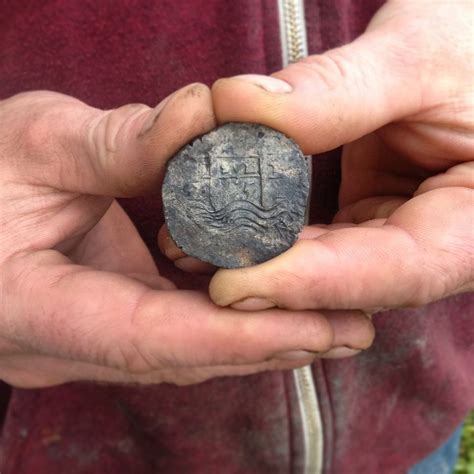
[162, 123, 309, 268]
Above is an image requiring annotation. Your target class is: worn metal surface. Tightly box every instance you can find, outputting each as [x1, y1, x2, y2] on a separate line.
[162, 123, 309, 268]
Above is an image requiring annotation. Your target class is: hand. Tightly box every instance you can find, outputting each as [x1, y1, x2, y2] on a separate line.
[0, 86, 374, 388]
[202, 1, 473, 314]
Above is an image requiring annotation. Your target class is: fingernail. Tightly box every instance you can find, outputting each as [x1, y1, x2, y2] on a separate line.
[233, 74, 293, 93]
[321, 347, 362, 359]
[163, 238, 186, 261]
[174, 256, 204, 272]
[231, 297, 276, 311]
[274, 350, 317, 361]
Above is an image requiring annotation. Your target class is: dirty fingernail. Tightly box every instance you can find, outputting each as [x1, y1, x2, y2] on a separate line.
[232, 74, 293, 93]
[231, 297, 276, 311]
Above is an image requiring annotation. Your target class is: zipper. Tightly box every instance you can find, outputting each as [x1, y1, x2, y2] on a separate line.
[277, 2, 324, 474]
[293, 366, 324, 474]
[278, 0, 309, 64]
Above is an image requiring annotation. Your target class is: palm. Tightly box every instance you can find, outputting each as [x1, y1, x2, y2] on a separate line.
[325, 119, 474, 309]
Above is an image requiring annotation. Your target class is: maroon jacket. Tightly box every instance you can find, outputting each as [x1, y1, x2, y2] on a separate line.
[0, 1, 472, 473]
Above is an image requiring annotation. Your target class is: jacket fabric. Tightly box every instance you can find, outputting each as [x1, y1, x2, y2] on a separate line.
[0, 1, 472, 473]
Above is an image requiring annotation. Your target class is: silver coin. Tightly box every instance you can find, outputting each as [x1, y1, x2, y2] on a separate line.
[162, 123, 310, 268]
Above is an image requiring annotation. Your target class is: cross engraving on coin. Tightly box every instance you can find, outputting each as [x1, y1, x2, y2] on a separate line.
[162, 123, 310, 268]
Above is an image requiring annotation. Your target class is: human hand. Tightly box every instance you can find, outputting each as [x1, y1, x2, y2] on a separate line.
[199, 1, 473, 315]
[0, 86, 374, 388]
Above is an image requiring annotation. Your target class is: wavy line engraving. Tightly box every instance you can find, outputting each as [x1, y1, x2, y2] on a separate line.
[183, 198, 301, 239]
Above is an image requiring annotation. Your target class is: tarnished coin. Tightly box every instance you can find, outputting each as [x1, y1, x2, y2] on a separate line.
[162, 123, 309, 268]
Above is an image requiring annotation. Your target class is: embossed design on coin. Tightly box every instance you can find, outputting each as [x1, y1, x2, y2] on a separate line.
[162, 123, 309, 268]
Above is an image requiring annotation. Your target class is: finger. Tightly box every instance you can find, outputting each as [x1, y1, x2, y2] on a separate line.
[4, 84, 216, 196]
[158, 224, 187, 260]
[415, 162, 474, 196]
[229, 303, 375, 353]
[324, 310, 374, 351]
[3, 251, 337, 374]
[334, 196, 408, 224]
[158, 225, 216, 274]
[298, 224, 357, 240]
[209, 188, 473, 310]
[339, 133, 426, 208]
[0, 309, 371, 387]
[212, 25, 424, 154]
[229, 278, 375, 351]
[0, 352, 317, 388]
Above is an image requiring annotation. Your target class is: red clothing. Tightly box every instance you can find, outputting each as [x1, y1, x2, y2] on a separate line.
[0, 1, 472, 473]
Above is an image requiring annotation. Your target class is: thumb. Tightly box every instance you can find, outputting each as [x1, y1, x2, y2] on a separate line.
[212, 28, 424, 154]
[3, 83, 215, 196]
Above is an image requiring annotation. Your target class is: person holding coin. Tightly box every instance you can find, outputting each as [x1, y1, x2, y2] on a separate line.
[0, 1, 472, 473]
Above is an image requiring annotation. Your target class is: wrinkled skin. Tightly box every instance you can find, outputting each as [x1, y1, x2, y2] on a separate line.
[0, 86, 373, 388]
[162, 0, 473, 316]
[2, 0, 473, 389]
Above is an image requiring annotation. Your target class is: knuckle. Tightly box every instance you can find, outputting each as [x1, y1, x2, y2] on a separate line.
[2, 92, 97, 188]
[207, 310, 281, 366]
[1, 92, 68, 166]
[296, 50, 354, 91]
[303, 315, 333, 352]
[267, 269, 311, 309]
[88, 102, 167, 196]
[19, 94, 77, 156]
[104, 338, 158, 375]
[21, 108, 55, 159]
[206, 316, 253, 365]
